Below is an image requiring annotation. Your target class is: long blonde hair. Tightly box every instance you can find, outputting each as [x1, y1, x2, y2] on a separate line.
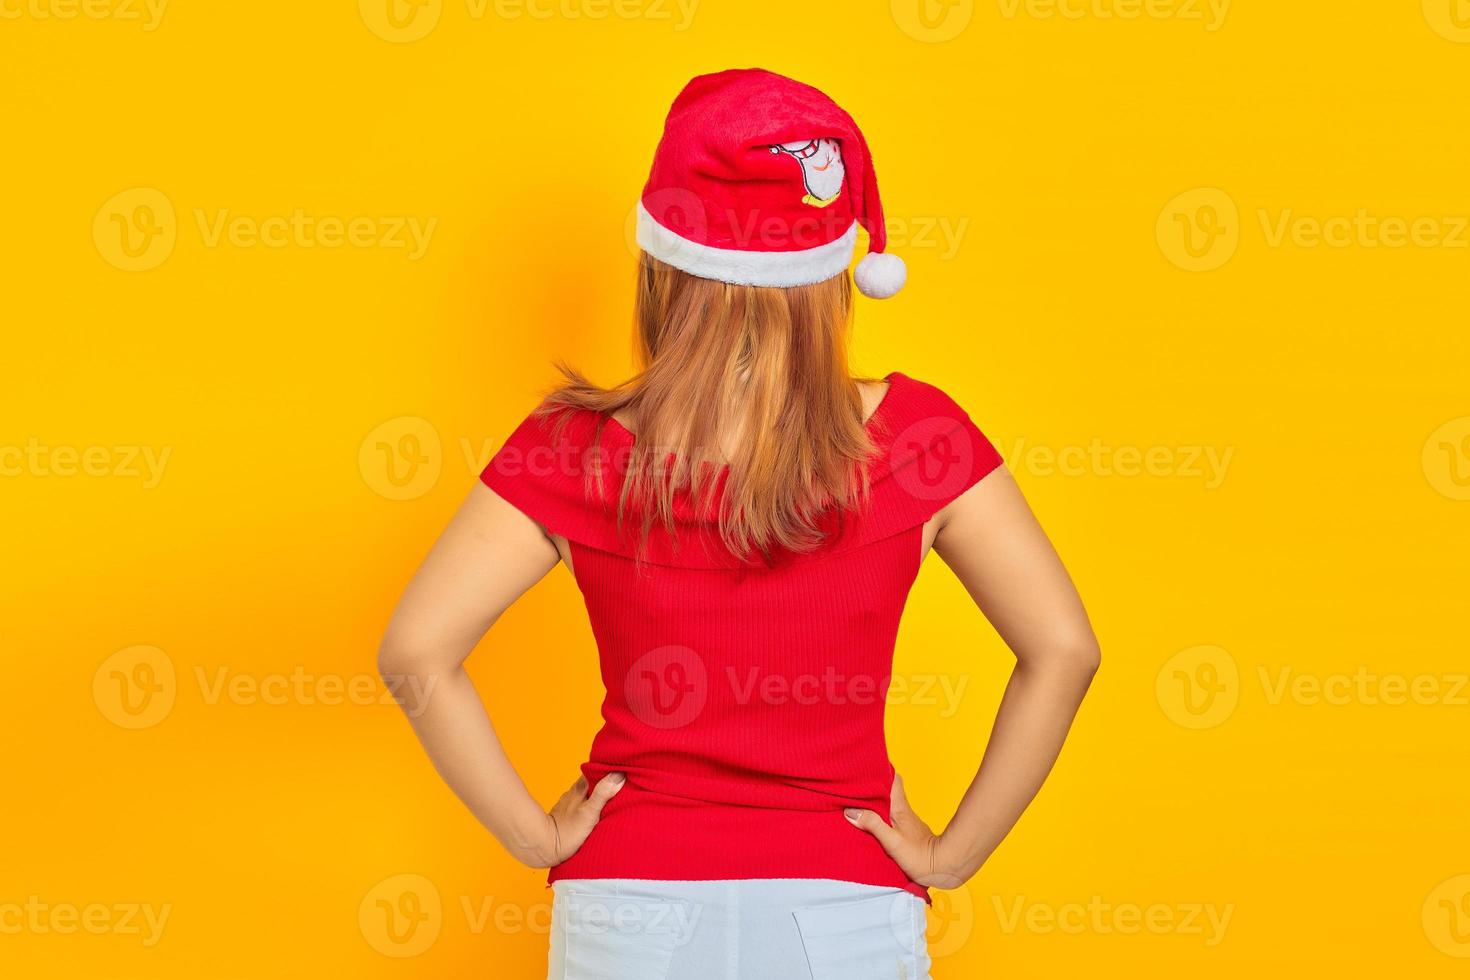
[543, 254, 876, 563]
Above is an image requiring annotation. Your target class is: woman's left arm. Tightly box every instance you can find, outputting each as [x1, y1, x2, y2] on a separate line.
[844, 467, 1101, 888]
[378, 484, 624, 868]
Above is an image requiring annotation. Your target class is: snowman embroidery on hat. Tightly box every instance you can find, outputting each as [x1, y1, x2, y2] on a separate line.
[769, 138, 845, 208]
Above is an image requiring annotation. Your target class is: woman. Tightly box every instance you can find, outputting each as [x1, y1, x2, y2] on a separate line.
[379, 68, 1100, 979]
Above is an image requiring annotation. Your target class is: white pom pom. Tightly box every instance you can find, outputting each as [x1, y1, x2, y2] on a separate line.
[853, 252, 907, 299]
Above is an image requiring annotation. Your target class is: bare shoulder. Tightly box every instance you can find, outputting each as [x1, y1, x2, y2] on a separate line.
[856, 377, 892, 424]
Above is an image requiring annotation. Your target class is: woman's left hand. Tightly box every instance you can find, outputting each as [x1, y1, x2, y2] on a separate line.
[844, 773, 968, 889]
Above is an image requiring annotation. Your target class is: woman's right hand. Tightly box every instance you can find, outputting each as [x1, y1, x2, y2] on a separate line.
[518, 772, 626, 868]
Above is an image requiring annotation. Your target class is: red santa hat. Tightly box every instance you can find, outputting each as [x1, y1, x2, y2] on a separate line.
[636, 68, 907, 299]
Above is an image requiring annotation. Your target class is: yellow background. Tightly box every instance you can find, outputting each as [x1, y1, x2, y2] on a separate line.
[3, 0, 1468, 976]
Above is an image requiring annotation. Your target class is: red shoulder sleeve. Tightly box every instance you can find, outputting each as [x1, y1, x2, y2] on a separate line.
[479, 407, 624, 543]
[850, 374, 1005, 545]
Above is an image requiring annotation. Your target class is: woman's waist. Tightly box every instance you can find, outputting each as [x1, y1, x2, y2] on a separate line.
[580, 760, 892, 812]
[548, 790, 928, 902]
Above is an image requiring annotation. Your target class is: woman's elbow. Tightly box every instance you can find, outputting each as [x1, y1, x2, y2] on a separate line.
[1072, 638, 1102, 676]
[377, 624, 456, 680]
[1021, 632, 1101, 677]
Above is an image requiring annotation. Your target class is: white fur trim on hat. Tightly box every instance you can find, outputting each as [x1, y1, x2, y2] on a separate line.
[637, 201, 857, 288]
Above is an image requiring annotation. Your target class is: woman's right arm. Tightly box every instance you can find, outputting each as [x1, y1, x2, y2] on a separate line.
[844, 467, 1100, 886]
[377, 483, 624, 867]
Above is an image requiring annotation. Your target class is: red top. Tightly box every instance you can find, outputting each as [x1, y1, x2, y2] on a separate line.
[481, 372, 1003, 902]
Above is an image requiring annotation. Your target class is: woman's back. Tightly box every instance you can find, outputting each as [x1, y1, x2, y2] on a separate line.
[383, 68, 1097, 980]
[482, 372, 1003, 900]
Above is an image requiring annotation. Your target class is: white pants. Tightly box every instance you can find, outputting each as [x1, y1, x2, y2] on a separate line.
[547, 878, 932, 980]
